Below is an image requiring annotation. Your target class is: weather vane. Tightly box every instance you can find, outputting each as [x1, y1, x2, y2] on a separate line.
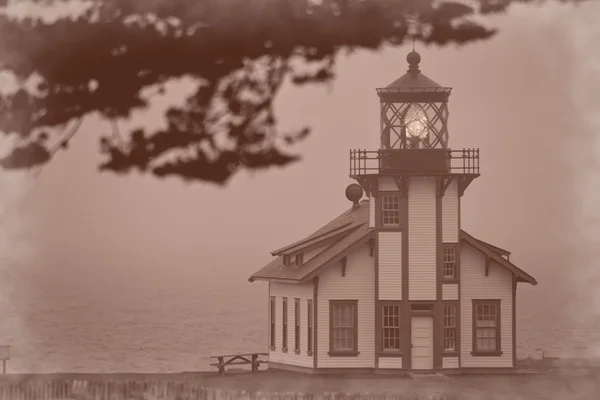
[407, 12, 419, 52]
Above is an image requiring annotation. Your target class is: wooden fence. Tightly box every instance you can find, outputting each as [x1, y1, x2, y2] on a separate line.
[0, 379, 453, 400]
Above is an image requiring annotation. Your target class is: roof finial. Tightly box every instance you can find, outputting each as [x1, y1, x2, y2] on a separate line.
[345, 183, 363, 208]
[406, 49, 421, 74]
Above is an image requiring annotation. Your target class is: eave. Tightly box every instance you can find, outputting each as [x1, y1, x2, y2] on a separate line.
[473, 237, 511, 258]
[248, 276, 299, 284]
[460, 230, 537, 286]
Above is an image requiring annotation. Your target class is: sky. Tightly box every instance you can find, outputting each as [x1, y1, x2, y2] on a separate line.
[2, 0, 600, 365]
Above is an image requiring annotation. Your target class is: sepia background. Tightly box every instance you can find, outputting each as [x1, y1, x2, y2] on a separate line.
[0, 1, 599, 373]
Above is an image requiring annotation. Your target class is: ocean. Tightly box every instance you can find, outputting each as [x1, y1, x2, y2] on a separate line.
[0, 257, 592, 375]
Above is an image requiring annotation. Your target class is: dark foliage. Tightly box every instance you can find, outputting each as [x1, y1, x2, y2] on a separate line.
[0, 0, 585, 184]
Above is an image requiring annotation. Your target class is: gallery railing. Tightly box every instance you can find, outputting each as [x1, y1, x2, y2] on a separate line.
[349, 148, 480, 177]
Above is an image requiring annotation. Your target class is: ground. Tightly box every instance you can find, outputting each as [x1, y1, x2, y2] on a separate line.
[201, 369, 600, 399]
[1, 369, 600, 399]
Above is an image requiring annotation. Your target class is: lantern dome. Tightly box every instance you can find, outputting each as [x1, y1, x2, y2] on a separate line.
[384, 51, 444, 90]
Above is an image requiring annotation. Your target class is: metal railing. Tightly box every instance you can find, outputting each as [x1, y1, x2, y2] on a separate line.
[349, 148, 480, 177]
[376, 87, 452, 94]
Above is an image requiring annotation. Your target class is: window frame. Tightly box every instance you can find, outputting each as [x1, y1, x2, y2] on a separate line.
[381, 194, 401, 227]
[307, 299, 313, 356]
[282, 297, 288, 352]
[328, 300, 359, 357]
[443, 303, 459, 355]
[442, 244, 459, 282]
[379, 301, 402, 355]
[471, 299, 502, 356]
[294, 298, 301, 354]
[269, 296, 276, 350]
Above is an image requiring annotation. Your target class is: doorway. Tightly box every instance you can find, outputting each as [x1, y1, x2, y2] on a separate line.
[411, 315, 434, 370]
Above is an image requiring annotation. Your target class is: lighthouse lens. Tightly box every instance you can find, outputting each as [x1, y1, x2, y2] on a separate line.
[405, 104, 428, 138]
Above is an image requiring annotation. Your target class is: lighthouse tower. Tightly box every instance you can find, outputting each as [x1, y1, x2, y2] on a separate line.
[349, 51, 480, 370]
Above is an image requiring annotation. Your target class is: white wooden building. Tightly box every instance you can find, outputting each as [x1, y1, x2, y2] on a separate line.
[249, 51, 537, 374]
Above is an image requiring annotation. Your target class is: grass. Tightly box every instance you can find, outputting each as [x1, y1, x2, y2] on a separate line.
[1, 368, 600, 399]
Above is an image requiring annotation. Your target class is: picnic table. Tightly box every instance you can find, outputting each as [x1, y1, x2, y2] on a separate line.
[209, 353, 268, 375]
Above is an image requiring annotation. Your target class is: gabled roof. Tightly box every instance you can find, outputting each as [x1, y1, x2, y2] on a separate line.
[249, 199, 537, 286]
[271, 220, 363, 256]
[472, 237, 511, 258]
[460, 231, 537, 285]
[270, 201, 369, 256]
[250, 223, 374, 283]
[250, 201, 373, 283]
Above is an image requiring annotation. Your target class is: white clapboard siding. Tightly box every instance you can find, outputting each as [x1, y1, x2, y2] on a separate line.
[378, 357, 403, 369]
[408, 177, 437, 300]
[460, 243, 513, 368]
[442, 283, 459, 301]
[317, 244, 375, 368]
[442, 357, 459, 369]
[379, 176, 397, 191]
[442, 179, 459, 243]
[378, 231, 403, 300]
[369, 197, 375, 228]
[269, 282, 314, 368]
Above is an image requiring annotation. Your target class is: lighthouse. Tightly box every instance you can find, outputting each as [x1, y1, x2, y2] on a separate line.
[250, 51, 536, 374]
[348, 50, 479, 369]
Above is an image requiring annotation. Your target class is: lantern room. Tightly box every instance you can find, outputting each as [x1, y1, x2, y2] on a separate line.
[349, 51, 480, 196]
[377, 50, 451, 151]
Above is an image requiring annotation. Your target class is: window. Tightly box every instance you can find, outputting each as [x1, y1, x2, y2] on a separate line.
[269, 296, 276, 350]
[307, 299, 313, 355]
[382, 195, 400, 226]
[329, 300, 358, 355]
[381, 303, 401, 352]
[443, 304, 457, 353]
[473, 300, 501, 355]
[282, 297, 288, 352]
[282, 255, 291, 265]
[295, 253, 304, 266]
[294, 298, 300, 353]
[443, 246, 457, 279]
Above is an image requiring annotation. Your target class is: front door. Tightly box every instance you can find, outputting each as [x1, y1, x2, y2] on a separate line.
[411, 315, 434, 370]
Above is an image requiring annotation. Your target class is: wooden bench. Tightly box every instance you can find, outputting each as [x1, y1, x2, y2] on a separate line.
[209, 353, 268, 375]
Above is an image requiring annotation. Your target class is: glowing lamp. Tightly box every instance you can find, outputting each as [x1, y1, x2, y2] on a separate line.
[405, 104, 428, 139]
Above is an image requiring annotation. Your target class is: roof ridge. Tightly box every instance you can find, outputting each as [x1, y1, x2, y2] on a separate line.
[271, 221, 353, 255]
[310, 223, 365, 256]
[272, 220, 364, 256]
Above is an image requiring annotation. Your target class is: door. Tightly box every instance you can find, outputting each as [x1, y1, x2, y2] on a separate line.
[411, 315, 434, 370]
